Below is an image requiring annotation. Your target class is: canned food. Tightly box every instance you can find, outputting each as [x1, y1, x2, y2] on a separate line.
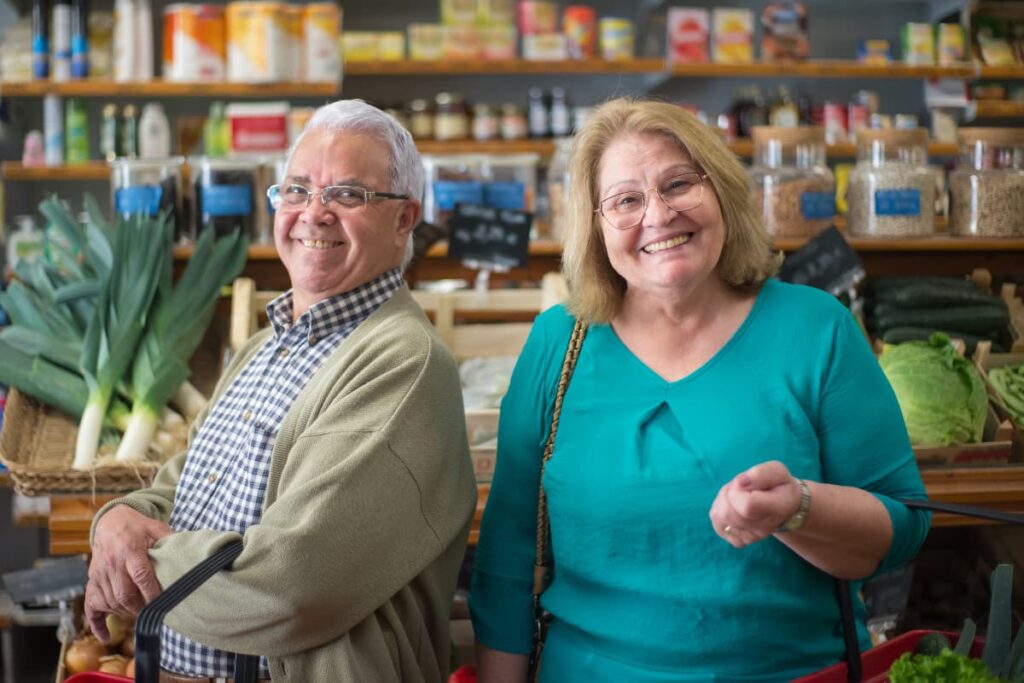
[599, 17, 634, 61]
[226, 1, 289, 83]
[163, 4, 226, 82]
[303, 3, 340, 82]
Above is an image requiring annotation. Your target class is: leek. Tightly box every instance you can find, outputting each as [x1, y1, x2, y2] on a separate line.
[115, 227, 247, 462]
[74, 213, 171, 470]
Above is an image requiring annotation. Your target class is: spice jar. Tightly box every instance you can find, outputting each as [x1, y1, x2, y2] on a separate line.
[847, 128, 935, 237]
[434, 92, 468, 141]
[472, 103, 499, 141]
[748, 126, 835, 238]
[949, 128, 1024, 237]
[407, 98, 433, 140]
[500, 103, 527, 140]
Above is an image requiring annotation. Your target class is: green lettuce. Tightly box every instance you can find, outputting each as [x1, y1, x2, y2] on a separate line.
[889, 649, 1001, 683]
[878, 333, 988, 446]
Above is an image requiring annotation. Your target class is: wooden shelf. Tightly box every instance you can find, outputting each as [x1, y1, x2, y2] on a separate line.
[977, 65, 1024, 79]
[415, 139, 556, 155]
[343, 58, 666, 75]
[670, 60, 974, 79]
[2, 160, 110, 180]
[975, 100, 1024, 118]
[0, 80, 339, 98]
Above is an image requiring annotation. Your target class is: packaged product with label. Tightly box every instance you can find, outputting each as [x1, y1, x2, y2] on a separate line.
[667, 8, 709, 63]
[711, 9, 753, 64]
[760, 1, 809, 61]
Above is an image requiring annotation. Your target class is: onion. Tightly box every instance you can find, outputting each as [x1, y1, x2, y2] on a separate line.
[105, 614, 130, 647]
[121, 632, 136, 657]
[65, 635, 106, 674]
[98, 655, 129, 675]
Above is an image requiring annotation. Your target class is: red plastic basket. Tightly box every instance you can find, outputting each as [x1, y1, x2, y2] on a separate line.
[64, 674, 131, 682]
[793, 629, 984, 683]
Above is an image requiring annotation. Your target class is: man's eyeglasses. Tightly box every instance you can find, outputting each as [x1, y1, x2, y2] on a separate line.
[267, 183, 409, 211]
[595, 172, 708, 230]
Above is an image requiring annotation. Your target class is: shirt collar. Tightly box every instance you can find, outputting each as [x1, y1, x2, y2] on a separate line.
[266, 268, 404, 344]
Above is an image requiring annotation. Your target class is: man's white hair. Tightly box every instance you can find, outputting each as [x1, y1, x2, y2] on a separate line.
[284, 99, 423, 269]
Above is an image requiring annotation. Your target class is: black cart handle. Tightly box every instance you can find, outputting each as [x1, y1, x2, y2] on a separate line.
[133, 540, 259, 683]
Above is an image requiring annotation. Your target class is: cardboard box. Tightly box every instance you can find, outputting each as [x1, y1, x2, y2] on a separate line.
[667, 8, 709, 63]
[712, 9, 754, 64]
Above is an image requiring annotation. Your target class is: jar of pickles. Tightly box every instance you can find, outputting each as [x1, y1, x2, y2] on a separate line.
[949, 128, 1024, 237]
[434, 92, 469, 141]
[847, 128, 935, 237]
[748, 126, 835, 238]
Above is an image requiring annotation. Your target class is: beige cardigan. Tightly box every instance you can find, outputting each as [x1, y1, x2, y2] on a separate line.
[92, 287, 478, 682]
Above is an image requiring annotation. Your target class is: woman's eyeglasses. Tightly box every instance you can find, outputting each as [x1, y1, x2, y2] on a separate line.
[595, 172, 707, 230]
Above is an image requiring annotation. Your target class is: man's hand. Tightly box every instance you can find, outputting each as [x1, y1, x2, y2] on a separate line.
[709, 461, 803, 548]
[86, 505, 173, 642]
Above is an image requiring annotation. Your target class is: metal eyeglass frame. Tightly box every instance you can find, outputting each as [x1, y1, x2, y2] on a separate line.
[594, 173, 709, 230]
[266, 183, 410, 210]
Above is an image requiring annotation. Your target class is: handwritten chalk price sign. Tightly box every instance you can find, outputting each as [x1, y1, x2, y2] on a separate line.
[447, 204, 533, 270]
[777, 226, 865, 296]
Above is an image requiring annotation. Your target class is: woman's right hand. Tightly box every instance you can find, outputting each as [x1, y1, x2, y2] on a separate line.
[86, 505, 173, 641]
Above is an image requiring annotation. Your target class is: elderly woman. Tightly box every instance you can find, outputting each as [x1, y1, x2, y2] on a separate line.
[469, 98, 930, 682]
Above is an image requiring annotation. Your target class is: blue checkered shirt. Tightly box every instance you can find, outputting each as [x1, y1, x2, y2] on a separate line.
[160, 268, 404, 678]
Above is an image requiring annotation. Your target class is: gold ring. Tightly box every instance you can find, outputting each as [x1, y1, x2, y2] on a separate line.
[724, 525, 732, 534]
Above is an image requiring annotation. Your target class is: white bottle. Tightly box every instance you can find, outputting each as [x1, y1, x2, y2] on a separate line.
[112, 0, 135, 82]
[43, 94, 65, 166]
[6, 216, 44, 273]
[134, 0, 153, 80]
[138, 103, 171, 159]
[51, 0, 72, 81]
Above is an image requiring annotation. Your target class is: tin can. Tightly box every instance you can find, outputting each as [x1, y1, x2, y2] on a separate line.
[563, 5, 596, 59]
[599, 17, 633, 61]
[163, 4, 226, 82]
[283, 5, 304, 81]
[518, 1, 557, 36]
[226, 1, 289, 83]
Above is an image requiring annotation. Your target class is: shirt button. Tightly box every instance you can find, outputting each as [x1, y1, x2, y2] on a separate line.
[208, 472, 217, 484]
[243, 410, 253, 421]
[277, 347, 290, 359]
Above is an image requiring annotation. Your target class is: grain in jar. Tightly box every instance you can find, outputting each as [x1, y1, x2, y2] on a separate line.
[847, 128, 935, 237]
[949, 127, 1024, 237]
[748, 126, 835, 238]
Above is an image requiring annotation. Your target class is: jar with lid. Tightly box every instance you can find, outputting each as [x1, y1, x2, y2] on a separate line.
[748, 126, 835, 238]
[407, 98, 434, 140]
[110, 157, 188, 241]
[434, 92, 468, 141]
[847, 128, 935, 237]
[949, 128, 1024, 237]
[500, 103, 527, 140]
[472, 103, 499, 141]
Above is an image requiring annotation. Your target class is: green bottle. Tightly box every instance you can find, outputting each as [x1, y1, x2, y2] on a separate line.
[203, 101, 230, 158]
[65, 97, 90, 164]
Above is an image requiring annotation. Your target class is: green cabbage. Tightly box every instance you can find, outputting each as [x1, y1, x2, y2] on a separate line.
[878, 333, 988, 446]
[889, 649, 1001, 683]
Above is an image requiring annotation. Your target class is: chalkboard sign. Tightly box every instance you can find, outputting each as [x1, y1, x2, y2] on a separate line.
[447, 204, 533, 270]
[3, 556, 88, 606]
[777, 226, 865, 295]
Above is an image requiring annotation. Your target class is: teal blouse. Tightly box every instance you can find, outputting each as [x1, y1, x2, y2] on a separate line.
[469, 279, 930, 682]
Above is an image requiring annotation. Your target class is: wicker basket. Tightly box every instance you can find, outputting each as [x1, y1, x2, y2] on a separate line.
[0, 388, 181, 496]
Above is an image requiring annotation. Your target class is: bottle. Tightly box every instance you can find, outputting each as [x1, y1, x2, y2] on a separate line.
[70, 0, 88, 78]
[112, 0, 134, 82]
[100, 103, 118, 161]
[65, 97, 90, 163]
[32, 0, 50, 79]
[43, 94, 64, 166]
[22, 130, 45, 166]
[769, 86, 799, 127]
[51, 0, 72, 81]
[6, 216, 45, 272]
[202, 101, 229, 158]
[138, 103, 170, 158]
[134, 0, 153, 80]
[527, 86, 549, 138]
[120, 103, 138, 158]
[549, 86, 572, 137]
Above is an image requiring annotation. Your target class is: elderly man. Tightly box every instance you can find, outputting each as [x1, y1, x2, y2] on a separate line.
[85, 99, 477, 683]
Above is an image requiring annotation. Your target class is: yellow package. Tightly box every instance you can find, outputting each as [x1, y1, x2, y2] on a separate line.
[835, 163, 853, 215]
[712, 9, 753, 64]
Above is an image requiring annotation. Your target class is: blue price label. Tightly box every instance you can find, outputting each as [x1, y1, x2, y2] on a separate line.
[483, 182, 526, 210]
[434, 181, 483, 211]
[202, 185, 253, 217]
[115, 185, 163, 216]
[800, 192, 836, 221]
[874, 189, 921, 217]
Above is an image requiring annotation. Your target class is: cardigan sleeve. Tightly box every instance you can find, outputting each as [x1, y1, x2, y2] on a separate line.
[817, 311, 931, 573]
[469, 307, 574, 654]
[145, 324, 477, 658]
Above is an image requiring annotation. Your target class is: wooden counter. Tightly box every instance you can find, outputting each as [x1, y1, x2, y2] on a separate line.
[47, 465, 1024, 555]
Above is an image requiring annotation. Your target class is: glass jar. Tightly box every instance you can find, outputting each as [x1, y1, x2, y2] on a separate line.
[748, 126, 835, 238]
[192, 157, 259, 240]
[472, 103, 499, 141]
[110, 157, 188, 241]
[847, 128, 935, 237]
[949, 128, 1024, 237]
[500, 104, 528, 140]
[546, 137, 573, 242]
[434, 92, 469, 141]
[407, 98, 434, 140]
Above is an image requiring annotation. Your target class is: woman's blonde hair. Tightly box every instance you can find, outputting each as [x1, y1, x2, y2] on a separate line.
[562, 98, 782, 323]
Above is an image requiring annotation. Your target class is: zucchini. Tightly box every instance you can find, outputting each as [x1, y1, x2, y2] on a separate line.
[875, 305, 1011, 336]
[879, 282, 1003, 309]
[880, 326, 1005, 354]
[868, 276, 978, 297]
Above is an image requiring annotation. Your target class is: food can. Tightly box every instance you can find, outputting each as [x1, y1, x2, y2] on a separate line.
[283, 5, 304, 81]
[563, 5, 596, 59]
[518, 1, 557, 36]
[163, 4, 226, 82]
[226, 1, 289, 83]
[599, 17, 634, 60]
